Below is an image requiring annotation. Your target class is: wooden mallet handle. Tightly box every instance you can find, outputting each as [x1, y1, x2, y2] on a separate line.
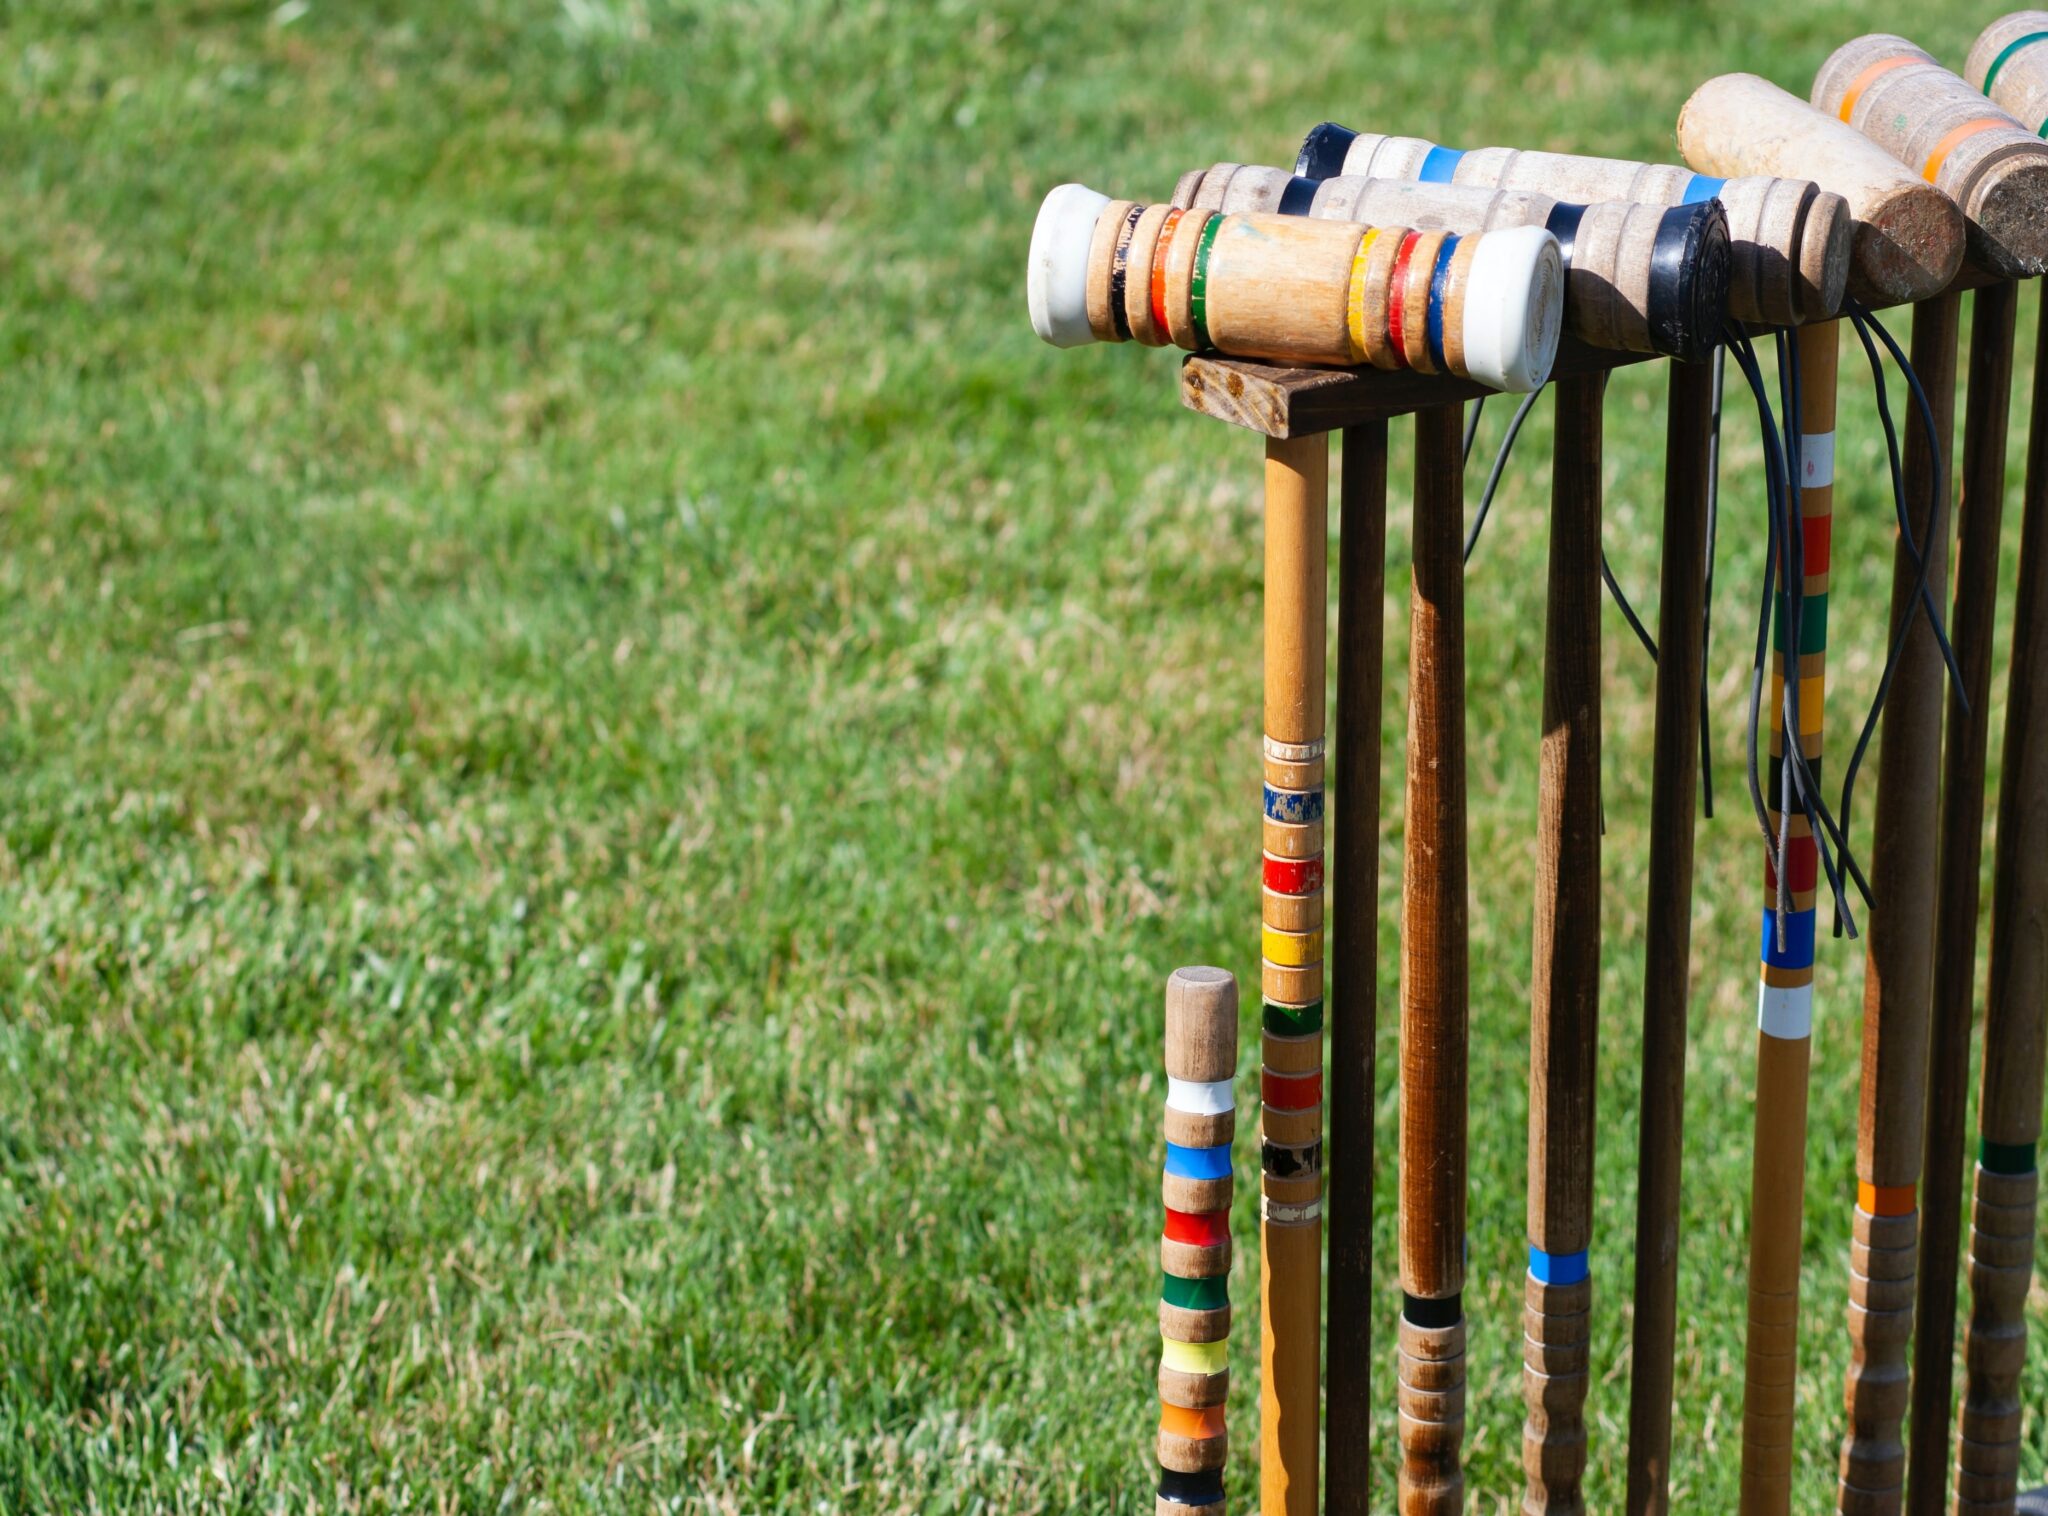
[1158, 966, 1237, 1516]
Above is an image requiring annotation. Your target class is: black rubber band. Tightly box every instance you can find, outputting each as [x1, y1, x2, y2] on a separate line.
[1277, 175, 1320, 217]
[1543, 201, 1587, 267]
[1295, 121, 1358, 180]
[1646, 200, 1731, 365]
[1262, 1138, 1322, 1178]
[1402, 1291, 1462, 1330]
[1158, 1467, 1226, 1504]
[1106, 202, 1143, 343]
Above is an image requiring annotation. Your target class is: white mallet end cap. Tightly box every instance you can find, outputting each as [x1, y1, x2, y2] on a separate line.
[1028, 183, 1113, 348]
[1459, 225, 1565, 394]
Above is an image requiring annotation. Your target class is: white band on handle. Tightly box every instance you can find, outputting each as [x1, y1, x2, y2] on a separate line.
[1798, 431, 1835, 490]
[1758, 981, 1815, 1040]
[1167, 1076, 1236, 1116]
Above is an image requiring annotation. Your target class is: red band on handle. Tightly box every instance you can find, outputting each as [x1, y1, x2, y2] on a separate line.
[1263, 854, 1324, 895]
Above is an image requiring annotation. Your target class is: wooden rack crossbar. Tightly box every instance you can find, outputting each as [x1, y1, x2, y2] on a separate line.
[1184, 267, 2004, 438]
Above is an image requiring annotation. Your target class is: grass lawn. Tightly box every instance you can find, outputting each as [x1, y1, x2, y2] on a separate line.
[1, 0, 2043, 1510]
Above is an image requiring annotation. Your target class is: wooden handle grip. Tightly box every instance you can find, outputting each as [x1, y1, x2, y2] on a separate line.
[1521, 1276, 1592, 1515]
[1836, 1207, 1918, 1507]
[1399, 1313, 1467, 1516]
[1954, 1164, 2038, 1511]
[1741, 1028, 1811, 1510]
[1158, 967, 1236, 1516]
[1814, 33, 2048, 277]
[1302, 124, 1846, 325]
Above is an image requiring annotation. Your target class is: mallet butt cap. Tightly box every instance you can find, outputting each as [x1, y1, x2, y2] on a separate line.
[1462, 225, 1564, 393]
[1029, 183, 1113, 348]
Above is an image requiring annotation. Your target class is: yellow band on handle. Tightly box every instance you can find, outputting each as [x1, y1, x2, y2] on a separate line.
[1346, 228, 1380, 365]
[1261, 924, 1323, 968]
[1161, 1335, 1230, 1375]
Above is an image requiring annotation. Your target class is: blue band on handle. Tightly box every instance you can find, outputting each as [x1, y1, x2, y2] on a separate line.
[1264, 784, 1324, 823]
[1426, 234, 1459, 374]
[1680, 174, 1726, 205]
[1417, 145, 1465, 183]
[1760, 907, 1817, 969]
[1165, 1141, 1233, 1180]
[1277, 175, 1320, 216]
[1529, 1246, 1590, 1285]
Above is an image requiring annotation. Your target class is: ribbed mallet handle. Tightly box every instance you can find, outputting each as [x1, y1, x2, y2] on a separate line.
[1954, 1166, 2037, 1513]
[1027, 184, 1564, 392]
[1678, 72, 1965, 303]
[1158, 966, 1237, 1516]
[1174, 163, 1729, 363]
[1297, 121, 1850, 327]
[1814, 33, 2048, 277]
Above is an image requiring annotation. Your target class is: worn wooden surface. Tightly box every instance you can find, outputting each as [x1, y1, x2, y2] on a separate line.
[1328, 130, 1845, 325]
[1260, 434, 1326, 1516]
[1623, 356, 1716, 1516]
[1397, 403, 1469, 1516]
[1907, 280, 2016, 1516]
[1955, 286, 2048, 1516]
[1678, 72, 1964, 304]
[1838, 289, 1959, 1515]
[1520, 371, 1604, 1516]
[1179, 338, 1645, 438]
[1815, 35, 2048, 278]
[1325, 421, 1387, 1516]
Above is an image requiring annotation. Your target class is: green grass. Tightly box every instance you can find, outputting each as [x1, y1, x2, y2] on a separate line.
[0, 0, 2043, 1510]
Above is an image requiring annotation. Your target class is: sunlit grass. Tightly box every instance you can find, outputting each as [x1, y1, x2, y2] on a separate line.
[0, 1, 2040, 1510]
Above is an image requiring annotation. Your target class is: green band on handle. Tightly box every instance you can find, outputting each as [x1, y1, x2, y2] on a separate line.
[1772, 591, 1829, 656]
[1984, 30, 2048, 93]
[1189, 212, 1223, 351]
[1981, 1137, 2038, 1175]
[1162, 1271, 1229, 1310]
[1263, 999, 1323, 1037]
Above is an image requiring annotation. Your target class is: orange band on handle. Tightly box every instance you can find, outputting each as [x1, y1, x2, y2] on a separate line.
[1923, 118, 2009, 182]
[1858, 1181, 1917, 1216]
[1838, 55, 1915, 123]
[1150, 208, 1185, 339]
[1160, 1401, 1228, 1439]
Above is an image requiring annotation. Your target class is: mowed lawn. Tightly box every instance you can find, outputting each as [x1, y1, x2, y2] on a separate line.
[2, 1, 2044, 1510]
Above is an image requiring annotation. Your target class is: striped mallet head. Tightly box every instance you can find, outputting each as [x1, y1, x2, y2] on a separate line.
[1817, 33, 2048, 277]
[1028, 182, 1563, 392]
